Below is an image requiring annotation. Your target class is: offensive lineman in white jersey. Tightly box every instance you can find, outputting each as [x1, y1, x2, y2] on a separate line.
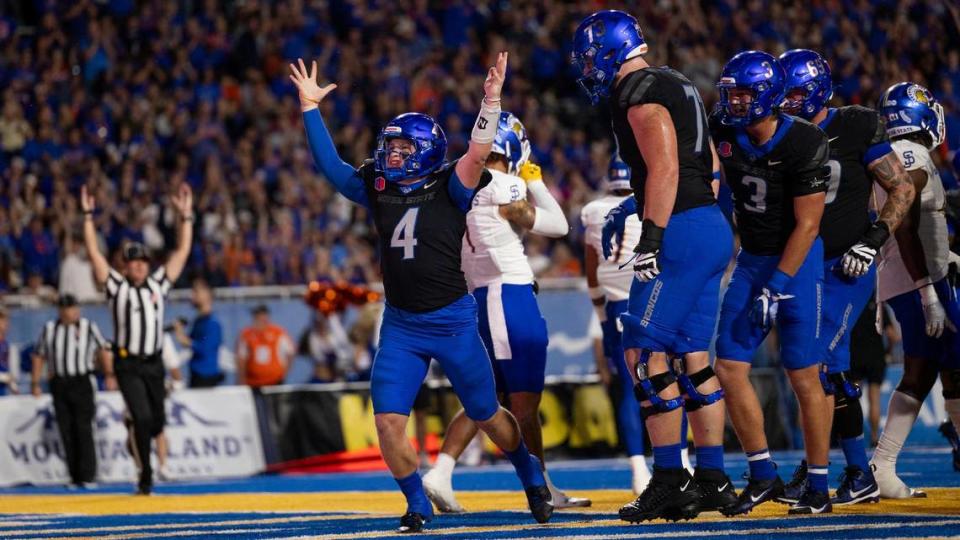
[868, 82, 960, 498]
[423, 112, 588, 512]
[581, 156, 652, 494]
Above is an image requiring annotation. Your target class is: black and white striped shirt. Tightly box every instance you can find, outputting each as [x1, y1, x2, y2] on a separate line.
[106, 266, 172, 356]
[36, 318, 107, 378]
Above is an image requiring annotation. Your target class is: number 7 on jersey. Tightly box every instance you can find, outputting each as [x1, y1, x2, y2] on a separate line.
[391, 207, 420, 260]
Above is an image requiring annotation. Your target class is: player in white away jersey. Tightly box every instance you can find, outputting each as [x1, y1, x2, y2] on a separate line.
[581, 156, 653, 494]
[423, 112, 589, 512]
[868, 82, 960, 498]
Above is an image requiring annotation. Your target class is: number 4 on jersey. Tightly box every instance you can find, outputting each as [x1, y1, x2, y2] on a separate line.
[391, 207, 420, 260]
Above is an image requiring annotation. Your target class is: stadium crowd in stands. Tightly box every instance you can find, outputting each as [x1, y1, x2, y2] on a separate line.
[0, 0, 959, 297]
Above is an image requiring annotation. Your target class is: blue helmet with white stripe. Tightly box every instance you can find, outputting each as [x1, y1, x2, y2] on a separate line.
[375, 113, 447, 182]
[878, 82, 945, 149]
[716, 51, 785, 127]
[778, 49, 833, 120]
[572, 10, 648, 105]
[606, 155, 632, 192]
[491, 112, 531, 175]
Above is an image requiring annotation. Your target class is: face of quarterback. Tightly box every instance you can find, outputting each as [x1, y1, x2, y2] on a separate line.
[782, 88, 806, 116]
[726, 88, 755, 119]
[385, 138, 416, 169]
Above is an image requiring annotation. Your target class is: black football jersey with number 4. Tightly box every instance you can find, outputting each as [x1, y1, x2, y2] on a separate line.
[357, 160, 491, 313]
[609, 67, 717, 214]
[710, 114, 830, 256]
[817, 106, 890, 258]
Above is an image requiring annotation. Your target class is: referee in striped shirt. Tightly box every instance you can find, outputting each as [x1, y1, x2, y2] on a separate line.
[81, 183, 194, 495]
[31, 293, 109, 488]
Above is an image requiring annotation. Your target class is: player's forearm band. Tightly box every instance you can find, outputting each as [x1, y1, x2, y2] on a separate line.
[588, 286, 604, 300]
[919, 283, 939, 306]
[712, 171, 721, 182]
[767, 269, 793, 294]
[471, 99, 501, 144]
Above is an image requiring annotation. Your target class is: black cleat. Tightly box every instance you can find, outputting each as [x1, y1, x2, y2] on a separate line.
[721, 475, 784, 516]
[524, 485, 553, 523]
[694, 467, 737, 513]
[619, 467, 701, 523]
[134, 482, 152, 496]
[776, 460, 807, 504]
[397, 512, 429, 533]
[788, 485, 833, 515]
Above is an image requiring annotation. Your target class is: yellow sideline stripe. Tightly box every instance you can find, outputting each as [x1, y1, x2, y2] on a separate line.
[0, 488, 957, 518]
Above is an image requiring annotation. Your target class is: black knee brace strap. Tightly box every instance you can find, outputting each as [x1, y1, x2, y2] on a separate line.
[634, 369, 683, 420]
[673, 358, 724, 412]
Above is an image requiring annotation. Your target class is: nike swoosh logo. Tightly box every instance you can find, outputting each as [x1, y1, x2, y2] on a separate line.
[680, 480, 691, 491]
[717, 482, 730, 492]
[768, 160, 782, 166]
[424, 180, 437, 189]
[829, 136, 839, 142]
[849, 485, 875, 498]
[750, 487, 771, 503]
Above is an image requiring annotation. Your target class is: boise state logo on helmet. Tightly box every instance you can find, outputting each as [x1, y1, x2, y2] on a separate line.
[778, 49, 833, 120]
[572, 10, 648, 105]
[606, 154, 632, 191]
[878, 82, 945, 149]
[375, 113, 448, 182]
[716, 51, 786, 127]
[492, 112, 532, 175]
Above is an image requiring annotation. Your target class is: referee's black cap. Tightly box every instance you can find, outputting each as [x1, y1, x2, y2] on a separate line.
[57, 293, 79, 307]
[123, 242, 150, 262]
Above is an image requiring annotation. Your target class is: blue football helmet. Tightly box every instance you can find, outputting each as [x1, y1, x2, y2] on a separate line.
[491, 112, 531, 175]
[778, 49, 833, 120]
[572, 10, 648, 105]
[716, 51, 785, 127]
[878, 82, 945, 149]
[375, 113, 447, 182]
[606, 154, 632, 191]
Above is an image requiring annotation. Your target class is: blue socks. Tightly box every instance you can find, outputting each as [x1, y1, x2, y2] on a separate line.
[808, 463, 829, 494]
[653, 442, 683, 469]
[746, 449, 777, 481]
[840, 435, 870, 473]
[696, 445, 724, 471]
[396, 472, 433, 517]
[505, 441, 543, 488]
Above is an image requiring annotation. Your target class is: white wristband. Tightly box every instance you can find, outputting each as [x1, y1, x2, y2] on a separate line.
[471, 99, 501, 144]
[919, 283, 939, 307]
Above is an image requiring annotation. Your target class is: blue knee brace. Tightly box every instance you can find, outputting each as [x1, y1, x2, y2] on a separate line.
[633, 350, 684, 419]
[672, 356, 724, 412]
[827, 370, 862, 399]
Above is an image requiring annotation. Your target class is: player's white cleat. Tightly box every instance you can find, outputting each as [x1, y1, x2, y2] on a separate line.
[870, 461, 927, 499]
[548, 485, 592, 508]
[631, 455, 652, 495]
[422, 468, 465, 513]
[157, 464, 174, 482]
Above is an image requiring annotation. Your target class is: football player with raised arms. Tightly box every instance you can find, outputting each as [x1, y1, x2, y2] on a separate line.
[709, 51, 833, 515]
[776, 49, 916, 506]
[289, 55, 553, 533]
[581, 155, 652, 495]
[422, 112, 587, 512]
[868, 83, 960, 499]
[572, 10, 737, 522]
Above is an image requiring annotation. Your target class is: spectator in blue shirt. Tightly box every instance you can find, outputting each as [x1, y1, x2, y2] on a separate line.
[173, 278, 223, 388]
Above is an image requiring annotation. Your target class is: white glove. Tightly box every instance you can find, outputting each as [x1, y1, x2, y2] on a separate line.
[919, 284, 957, 338]
[841, 242, 878, 278]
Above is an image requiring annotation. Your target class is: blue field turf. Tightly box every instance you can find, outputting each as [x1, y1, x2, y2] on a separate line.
[1, 448, 958, 539]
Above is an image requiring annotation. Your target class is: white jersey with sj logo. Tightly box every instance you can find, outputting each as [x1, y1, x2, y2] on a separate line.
[873, 139, 950, 302]
[581, 194, 642, 302]
[462, 168, 534, 289]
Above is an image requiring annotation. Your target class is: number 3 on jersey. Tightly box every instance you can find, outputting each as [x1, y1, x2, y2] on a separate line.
[742, 159, 841, 213]
[391, 207, 420, 260]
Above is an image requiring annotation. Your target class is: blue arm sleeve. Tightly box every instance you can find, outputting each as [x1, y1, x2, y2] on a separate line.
[303, 109, 369, 207]
[864, 141, 893, 167]
[447, 169, 476, 213]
